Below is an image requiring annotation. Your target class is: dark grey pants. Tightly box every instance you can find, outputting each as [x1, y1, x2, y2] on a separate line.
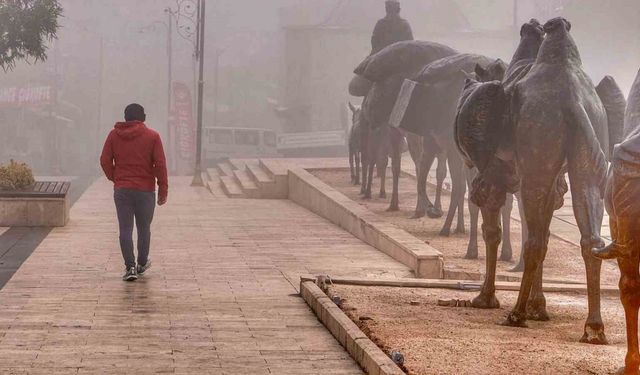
[114, 188, 155, 269]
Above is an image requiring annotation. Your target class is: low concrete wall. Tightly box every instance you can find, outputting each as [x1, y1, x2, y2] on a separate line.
[288, 167, 443, 278]
[301, 280, 405, 375]
[0, 197, 69, 227]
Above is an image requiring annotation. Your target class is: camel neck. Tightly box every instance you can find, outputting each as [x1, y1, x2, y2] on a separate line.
[510, 35, 542, 64]
[536, 29, 582, 66]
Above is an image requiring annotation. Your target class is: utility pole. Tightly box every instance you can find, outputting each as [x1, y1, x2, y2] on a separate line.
[51, 40, 61, 175]
[213, 49, 219, 131]
[191, 0, 206, 186]
[96, 36, 104, 159]
[164, 8, 175, 173]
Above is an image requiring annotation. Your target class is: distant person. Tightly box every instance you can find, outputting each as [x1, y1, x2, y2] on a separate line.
[371, 0, 414, 55]
[100, 104, 168, 281]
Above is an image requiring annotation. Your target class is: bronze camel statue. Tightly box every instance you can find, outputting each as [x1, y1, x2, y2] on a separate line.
[356, 41, 457, 209]
[456, 17, 624, 343]
[398, 53, 507, 236]
[505, 18, 617, 341]
[462, 19, 546, 267]
[593, 67, 640, 374]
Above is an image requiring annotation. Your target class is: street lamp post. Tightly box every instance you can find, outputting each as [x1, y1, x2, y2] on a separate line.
[191, 0, 206, 186]
[163, 8, 176, 173]
[167, 0, 203, 183]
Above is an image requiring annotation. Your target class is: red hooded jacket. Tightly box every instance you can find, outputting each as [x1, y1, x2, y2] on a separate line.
[100, 121, 168, 200]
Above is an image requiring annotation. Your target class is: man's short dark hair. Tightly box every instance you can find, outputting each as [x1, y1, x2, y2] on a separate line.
[124, 103, 146, 122]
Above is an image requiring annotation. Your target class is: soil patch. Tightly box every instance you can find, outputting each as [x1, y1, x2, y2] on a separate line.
[330, 284, 625, 375]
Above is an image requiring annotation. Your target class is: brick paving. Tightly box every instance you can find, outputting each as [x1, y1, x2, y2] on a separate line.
[0, 177, 410, 374]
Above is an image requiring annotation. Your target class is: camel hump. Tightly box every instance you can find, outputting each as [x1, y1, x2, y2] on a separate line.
[612, 69, 640, 182]
[596, 75, 627, 158]
[624, 68, 640, 138]
[454, 80, 507, 172]
[355, 40, 458, 82]
[456, 80, 519, 208]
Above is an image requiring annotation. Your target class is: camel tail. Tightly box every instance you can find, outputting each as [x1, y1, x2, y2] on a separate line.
[596, 76, 627, 160]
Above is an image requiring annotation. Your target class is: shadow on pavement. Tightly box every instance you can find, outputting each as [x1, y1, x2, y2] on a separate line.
[0, 175, 97, 289]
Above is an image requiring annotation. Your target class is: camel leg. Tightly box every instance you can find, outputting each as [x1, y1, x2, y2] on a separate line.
[502, 175, 558, 328]
[440, 153, 465, 237]
[378, 154, 388, 199]
[509, 192, 527, 272]
[471, 206, 501, 309]
[619, 248, 640, 375]
[360, 156, 369, 195]
[359, 152, 368, 195]
[363, 159, 375, 199]
[568, 155, 607, 345]
[354, 151, 361, 185]
[406, 132, 422, 168]
[466, 166, 480, 259]
[434, 152, 447, 214]
[412, 140, 437, 219]
[526, 262, 550, 321]
[387, 131, 403, 212]
[363, 129, 380, 200]
[349, 150, 355, 184]
[455, 183, 466, 234]
[359, 130, 370, 195]
[500, 193, 514, 261]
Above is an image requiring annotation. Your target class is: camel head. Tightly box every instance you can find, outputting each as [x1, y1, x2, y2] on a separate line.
[538, 17, 580, 64]
[520, 19, 544, 39]
[543, 17, 572, 34]
[474, 59, 507, 83]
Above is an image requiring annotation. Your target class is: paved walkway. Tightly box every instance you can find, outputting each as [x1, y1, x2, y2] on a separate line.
[0, 177, 410, 374]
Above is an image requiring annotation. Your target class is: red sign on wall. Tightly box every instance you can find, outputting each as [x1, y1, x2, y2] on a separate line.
[171, 82, 196, 162]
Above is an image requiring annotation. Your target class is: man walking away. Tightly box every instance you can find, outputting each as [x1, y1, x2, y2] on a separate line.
[370, 0, 414, 55]
[100, 104, 168, 281]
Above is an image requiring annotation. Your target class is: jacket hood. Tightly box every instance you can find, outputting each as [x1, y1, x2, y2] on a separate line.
[114, 121, 146, 139]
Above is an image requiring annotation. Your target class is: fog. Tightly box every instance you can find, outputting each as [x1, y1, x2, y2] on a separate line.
[1, 0, 638, 179]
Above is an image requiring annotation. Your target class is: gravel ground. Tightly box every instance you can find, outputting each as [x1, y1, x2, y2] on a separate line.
[331, 284, 626, 375]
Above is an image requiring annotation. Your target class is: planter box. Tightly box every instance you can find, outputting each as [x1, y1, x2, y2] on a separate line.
[0, 182, 70, 227]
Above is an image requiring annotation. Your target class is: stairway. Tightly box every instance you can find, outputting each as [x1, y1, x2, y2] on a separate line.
[208, 159, 288, 199]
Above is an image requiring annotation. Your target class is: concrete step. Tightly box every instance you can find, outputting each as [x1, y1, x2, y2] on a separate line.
[258, 159, 289, 199]
[233, 169, 260, 198]
[219, 175, 245, 198]
[217, 162, 234, 177]
[246, 162, 273, 185]
[229, 159, 248, 171]
[202, 171, 213, 192]
[259, 159, 288, 179]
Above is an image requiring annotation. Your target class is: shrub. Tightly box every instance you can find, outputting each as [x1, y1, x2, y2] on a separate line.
[0, 160, 35, 190]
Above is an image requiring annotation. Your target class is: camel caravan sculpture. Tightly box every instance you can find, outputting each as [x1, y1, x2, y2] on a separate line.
[347, 7, 640, 369]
